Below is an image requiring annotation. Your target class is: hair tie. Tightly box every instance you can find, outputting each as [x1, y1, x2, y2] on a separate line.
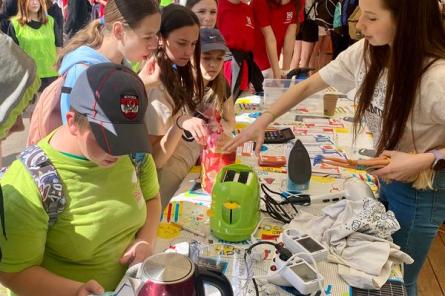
[98, 16, 106, 26]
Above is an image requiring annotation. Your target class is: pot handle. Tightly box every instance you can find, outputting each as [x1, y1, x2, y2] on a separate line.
[196, 266, 234, 296]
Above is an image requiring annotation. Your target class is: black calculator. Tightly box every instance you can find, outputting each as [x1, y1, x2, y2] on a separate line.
[264, 128, 295, 144]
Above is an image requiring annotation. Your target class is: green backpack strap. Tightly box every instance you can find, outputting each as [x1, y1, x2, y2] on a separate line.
[17, 145, 66, 227]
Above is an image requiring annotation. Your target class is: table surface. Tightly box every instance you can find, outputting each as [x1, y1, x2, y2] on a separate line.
[153, 91, 402, 296]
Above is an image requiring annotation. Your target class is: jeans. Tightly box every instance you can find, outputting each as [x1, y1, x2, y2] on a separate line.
[379, 169, 445, 296]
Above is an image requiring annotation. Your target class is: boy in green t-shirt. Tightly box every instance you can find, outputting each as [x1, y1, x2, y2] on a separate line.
[0, 63, 161, 295]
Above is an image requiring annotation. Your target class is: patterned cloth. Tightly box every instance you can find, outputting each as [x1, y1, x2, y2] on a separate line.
[286, 198, 414, 289]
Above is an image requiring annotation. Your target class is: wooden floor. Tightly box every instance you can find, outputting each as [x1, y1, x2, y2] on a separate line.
[418, 224, 445, 296]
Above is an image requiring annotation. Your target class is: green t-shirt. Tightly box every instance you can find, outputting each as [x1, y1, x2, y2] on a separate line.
[0, 135, 159, 291]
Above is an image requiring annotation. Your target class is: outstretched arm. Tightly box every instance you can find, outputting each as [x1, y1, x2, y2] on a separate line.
[223, 73, 328, 153]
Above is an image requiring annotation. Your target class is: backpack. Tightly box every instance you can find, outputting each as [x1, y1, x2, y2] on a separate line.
[0, 145, 145, 244]
[27, 63, 88, 146]
[313, 0, 338, 29]
[332, 0, 358, 34]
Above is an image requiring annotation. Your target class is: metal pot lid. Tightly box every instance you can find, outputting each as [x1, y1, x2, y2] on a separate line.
[142, 253, 195, 283]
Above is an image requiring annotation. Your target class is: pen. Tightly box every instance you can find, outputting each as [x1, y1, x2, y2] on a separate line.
[171, 222, 207, 238]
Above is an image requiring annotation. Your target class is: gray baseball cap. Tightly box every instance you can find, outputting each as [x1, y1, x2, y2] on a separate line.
[70, 63, 151, 156]
[200, 28, 229, 53]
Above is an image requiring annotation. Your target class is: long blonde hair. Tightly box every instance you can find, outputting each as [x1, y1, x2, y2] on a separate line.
[17, 0, 48, 25]
[57, 0, 159, 67]
[205, 72, 228, 117]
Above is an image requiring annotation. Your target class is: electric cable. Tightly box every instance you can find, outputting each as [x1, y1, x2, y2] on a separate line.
[260, 183, 307, 223]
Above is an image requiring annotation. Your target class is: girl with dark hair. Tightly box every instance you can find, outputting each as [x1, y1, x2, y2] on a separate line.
[251, 0, 303, 79]
[186, 0, 217, 28]
[225, 1, 445, 294]
[56, 0, 160, 124]
[143, 4, 205, 207]
[8, 0, 61, 91]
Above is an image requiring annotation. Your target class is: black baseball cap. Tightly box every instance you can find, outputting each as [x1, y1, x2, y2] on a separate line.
[70, 63, 151, 156]
[200, 28, 228, 53]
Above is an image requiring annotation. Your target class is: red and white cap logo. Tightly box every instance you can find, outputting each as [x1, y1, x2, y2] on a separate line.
[120, 95, 139, 120]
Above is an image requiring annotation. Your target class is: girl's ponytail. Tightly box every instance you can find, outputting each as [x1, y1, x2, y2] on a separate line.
[57, 19, 104, 67]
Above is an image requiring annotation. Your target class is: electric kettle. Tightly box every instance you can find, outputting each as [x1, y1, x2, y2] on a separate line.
[137, 253, 234, 296]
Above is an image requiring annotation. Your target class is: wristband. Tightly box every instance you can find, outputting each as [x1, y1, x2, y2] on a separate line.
[175, 115, 185, 130]
[262, 110, 276, 122]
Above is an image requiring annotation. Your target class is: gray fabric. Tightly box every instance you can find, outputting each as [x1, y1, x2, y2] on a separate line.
[0, 32, 37, 126]
[286, 198, 414, 289]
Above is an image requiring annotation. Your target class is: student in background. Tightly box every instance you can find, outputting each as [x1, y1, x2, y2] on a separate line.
[57, 0, 161, 124]
[186, 0, 217, 29]
[198, 28, 235, 138]
[64, 0, 90, 38]
[290, 0, 318, 68]
[251, 0, 302, 79]
[217, 0, 263, 99]
[8, 0, 61, 91]
[0, 63, 161, 295]
[143, 4, 205, 206]
[0, 0, 17, 33]
[225, 1, 445, 295]
[46, 0, 63, 47]
[89, 0, 107, 19]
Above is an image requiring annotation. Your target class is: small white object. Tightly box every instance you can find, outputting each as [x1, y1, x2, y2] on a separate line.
[275, 255, 324, 295]
[282, 229, 328, 262]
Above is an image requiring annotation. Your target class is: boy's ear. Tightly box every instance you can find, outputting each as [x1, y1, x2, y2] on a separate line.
[66, 112, 80, 136]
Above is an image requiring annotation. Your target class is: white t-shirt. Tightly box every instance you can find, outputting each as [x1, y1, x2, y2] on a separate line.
[144, 84, 201, 178]
[318, 39, 445, 153]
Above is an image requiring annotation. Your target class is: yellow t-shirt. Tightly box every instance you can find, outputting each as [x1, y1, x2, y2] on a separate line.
[0, 135, 159, 291]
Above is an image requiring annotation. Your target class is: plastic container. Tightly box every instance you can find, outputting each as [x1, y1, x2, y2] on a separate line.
[263, 79, 302, 106]
[201, 148, 236, 194]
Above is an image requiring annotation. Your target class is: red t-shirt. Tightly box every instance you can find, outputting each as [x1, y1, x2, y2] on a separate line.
[252, 0, 302, 70]
[217, 0, 255, 52]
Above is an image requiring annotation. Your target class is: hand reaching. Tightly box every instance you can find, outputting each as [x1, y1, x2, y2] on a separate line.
[179, 115, 209, 145]
[222, 117, 269, 154]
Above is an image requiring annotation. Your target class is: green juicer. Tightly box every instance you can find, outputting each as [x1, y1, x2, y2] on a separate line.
[210, 164, 260, 242]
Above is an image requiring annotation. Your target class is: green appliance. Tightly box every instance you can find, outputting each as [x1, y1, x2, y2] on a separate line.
[210, 164, 260, 242]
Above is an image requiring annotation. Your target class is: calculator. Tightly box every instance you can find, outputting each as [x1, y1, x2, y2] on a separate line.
[264, 128, 295, 144]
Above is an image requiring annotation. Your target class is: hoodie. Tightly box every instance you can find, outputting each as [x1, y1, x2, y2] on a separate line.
[59, 46, 110, 124]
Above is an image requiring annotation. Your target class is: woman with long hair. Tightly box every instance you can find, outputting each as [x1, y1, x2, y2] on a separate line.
[143, 4, 205, 207]
[8, 0, 61, 91]
[225, 1, 445, 294]
[57, 0, 160, 123]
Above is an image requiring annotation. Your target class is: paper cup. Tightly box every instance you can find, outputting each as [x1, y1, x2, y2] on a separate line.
[323, 94, 339, 116]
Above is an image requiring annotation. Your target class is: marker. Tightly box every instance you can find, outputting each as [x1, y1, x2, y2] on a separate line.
[166, 203, 172, 223]
[174, 202, 179, 222]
